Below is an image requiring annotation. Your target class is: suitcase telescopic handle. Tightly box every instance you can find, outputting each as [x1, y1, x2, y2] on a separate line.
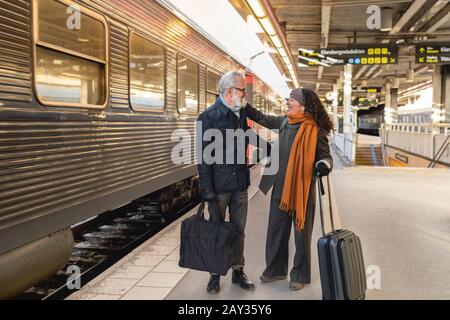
[317, 174, 336, 236]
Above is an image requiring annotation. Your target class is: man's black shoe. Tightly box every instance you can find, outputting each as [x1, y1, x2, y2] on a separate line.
[232, 268, 255, 290]
[207, 275, 220, 294]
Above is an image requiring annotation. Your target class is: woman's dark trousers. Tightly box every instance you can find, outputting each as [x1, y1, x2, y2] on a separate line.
[262, 191, 316, 284]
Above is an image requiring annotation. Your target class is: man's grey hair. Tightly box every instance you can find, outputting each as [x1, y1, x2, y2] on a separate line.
[219, 71, 245, 97]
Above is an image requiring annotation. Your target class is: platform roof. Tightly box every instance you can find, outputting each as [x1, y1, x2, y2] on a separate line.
[230, 0, 450, 97]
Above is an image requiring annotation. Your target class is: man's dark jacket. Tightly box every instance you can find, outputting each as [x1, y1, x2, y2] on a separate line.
[197, 98, 251, 199]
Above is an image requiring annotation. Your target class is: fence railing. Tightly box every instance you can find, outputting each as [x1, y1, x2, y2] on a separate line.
[428, 136, 450, 168]
[383, 123, 450, 135]
[381, 123, 450, 166]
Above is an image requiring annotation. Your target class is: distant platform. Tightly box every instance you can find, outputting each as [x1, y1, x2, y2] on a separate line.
[357, 134, 381, 146]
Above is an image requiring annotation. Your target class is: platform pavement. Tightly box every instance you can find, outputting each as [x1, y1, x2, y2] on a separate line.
[167, 165, 450, 300]
[68, 148, 450, 300]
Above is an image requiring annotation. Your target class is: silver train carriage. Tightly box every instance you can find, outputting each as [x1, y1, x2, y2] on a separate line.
[0, 0, 282, 297]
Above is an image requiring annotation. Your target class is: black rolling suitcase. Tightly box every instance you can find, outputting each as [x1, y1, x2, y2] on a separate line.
[317, 175, 367, 300]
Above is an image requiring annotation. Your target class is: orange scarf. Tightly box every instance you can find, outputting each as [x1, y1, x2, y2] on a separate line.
[279, 113, 319, 231]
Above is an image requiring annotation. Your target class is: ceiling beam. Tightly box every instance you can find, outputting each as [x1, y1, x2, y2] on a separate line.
[299, 78, 336, 85]
[316, 83, 321, 91]
[420, 3, 450, 32]
[317, 2, 332, 83]
[391, 0, 428, 34]
[365, 65, 380, 78]
[370, 68, 384, 79]
[354, 65, 369, 80]
[271, 0, 413, 8]
[381, 0, 428, 44]
[401, 0, 441, 32]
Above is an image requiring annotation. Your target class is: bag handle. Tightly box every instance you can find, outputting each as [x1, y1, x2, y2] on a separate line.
[317, 174, 336, 236]
[196, 201, 220, 225]
[196, 201, 205, 219]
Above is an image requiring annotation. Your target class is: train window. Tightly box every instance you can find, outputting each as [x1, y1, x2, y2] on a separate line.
[130, 33, 165, 111]
[34, 0, 107, 107]
[177, 55, 199, 114]
[35, 47, 104, 105]
[262, 97, 267, 113]
[254, 93, 261, 110]
[206, 69, 220, 107]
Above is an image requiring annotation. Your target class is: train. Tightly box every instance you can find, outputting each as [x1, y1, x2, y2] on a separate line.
[397, 106, 434, 124]
[356, 103, 435, 137]
[357, 104, 385, 136]
[0, 0, 283, 298]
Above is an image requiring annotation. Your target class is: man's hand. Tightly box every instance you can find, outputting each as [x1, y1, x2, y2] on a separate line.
[314, 161, 330, 177]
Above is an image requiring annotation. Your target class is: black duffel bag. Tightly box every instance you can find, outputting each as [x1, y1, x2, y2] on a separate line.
[179, 202, 244, 276]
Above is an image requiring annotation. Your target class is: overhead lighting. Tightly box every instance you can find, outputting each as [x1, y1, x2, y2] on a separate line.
[325, 56, 339, 63]
[371, 69, 383, 79]
[299, 55, 330, 67]
[365, 65, 379, 78]
[262, 42, 277, 53]
[283, 57, 292, 66]
[282, 75, 293, 82]
[270, 35, 282, 48]
[277, 47, 288, 58]
[245, 0, 299, 88]
[354, 66, 368, 80]
[361, 80, 368, 87]
[299, 48, 316, 55]
[247, 15, 264, 33]
[415, 65, 429, 74]
[426, 11, 450, 33]
[247, 0, 266, 18]
[260, 17, 276, 35]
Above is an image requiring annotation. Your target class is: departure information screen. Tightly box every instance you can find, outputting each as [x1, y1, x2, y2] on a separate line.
[299, 46, 398, 66]
[416, 44, 450, 64]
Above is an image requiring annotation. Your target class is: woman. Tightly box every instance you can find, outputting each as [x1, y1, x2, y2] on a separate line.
[245, 88, 333, 290]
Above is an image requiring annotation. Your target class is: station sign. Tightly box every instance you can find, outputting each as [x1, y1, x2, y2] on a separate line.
[352, 87, 382, 93]
[299, 45, 398, 66]
[415, 44, 450, 64]
[352, 96, 377, 107]
[395, 153, 409, 164]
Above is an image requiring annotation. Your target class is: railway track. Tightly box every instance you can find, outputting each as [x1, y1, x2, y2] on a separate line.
[14, 181, 200, 300]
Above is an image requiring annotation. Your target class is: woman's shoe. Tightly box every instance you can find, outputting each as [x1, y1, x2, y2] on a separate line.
[207, 275, 221, 294]
[259, 274, 287, 283]
[289, 281, 304, 291]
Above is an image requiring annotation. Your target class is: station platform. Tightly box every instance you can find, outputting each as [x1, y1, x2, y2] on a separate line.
[68, 148, 450, 300]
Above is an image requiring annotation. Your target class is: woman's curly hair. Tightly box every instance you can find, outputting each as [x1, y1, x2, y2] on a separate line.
[302, 88, 334, 133]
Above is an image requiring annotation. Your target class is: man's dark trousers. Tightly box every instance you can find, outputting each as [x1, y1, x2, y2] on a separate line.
[208, 190, 248, 270]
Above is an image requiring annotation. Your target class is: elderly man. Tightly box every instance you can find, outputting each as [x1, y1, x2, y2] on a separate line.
[197, 71, 255, 294]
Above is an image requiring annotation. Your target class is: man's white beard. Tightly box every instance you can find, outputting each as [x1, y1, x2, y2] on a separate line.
[230, 93, 247, 111]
